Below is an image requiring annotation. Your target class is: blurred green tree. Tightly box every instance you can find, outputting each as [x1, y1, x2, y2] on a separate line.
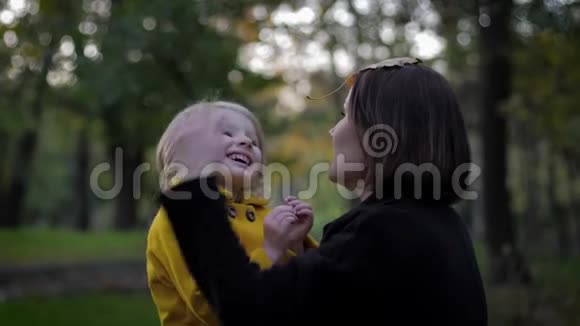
[0, 0, 82, 227]
[507, 0, 580, 256]
[0, 0, 283, 229]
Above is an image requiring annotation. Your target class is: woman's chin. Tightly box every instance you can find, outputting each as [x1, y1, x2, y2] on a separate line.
[328, 171, 338, 184]
[329, 169, 349, 188]
[328, 168, 362, 190]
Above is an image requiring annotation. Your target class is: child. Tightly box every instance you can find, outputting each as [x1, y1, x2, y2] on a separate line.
[146, 101, 316, 326]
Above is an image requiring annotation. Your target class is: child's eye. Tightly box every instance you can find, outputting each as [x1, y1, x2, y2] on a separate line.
[223, 131, 233, 137]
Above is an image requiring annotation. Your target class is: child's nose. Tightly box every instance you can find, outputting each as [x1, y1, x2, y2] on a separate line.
[235, 135, 252, 147]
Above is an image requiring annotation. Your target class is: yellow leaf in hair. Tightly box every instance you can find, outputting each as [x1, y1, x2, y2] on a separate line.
[306, 57, 422, 101]
[359, 57, 422, 72]
[346, 74, 357, 87]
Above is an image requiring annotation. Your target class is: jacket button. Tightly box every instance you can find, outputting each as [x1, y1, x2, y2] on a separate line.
[246, 209, 256, 222]
[227, 206, 237, 218]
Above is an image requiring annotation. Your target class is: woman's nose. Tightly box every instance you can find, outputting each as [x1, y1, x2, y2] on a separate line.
[329, 127, 335, 136]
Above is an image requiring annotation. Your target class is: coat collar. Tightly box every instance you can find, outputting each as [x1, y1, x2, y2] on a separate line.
[219, 186, 269, 207]
[321, 192, 396, 242]
[163, 177, 269, 207]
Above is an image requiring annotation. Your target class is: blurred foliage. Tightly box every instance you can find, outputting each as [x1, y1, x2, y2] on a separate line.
[506, 1, 580, 152]
[509, 29, 580, 158]
[0, 0, 287, 228]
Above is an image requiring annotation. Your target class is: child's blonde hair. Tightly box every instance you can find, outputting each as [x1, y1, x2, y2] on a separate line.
[156, 101, 266, 197]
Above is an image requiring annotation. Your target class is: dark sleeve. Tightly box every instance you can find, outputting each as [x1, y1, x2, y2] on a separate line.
[158, 177, 394, 325]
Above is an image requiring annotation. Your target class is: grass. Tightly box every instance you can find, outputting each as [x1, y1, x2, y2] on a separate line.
[0, 228, 147, 264]
[0, 293, 159, 326]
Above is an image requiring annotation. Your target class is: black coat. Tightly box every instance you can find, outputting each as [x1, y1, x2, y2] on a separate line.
[159, 177, 487, 326]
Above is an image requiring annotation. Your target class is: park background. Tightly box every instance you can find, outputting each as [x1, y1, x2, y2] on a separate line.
[0, 0, 579, 325]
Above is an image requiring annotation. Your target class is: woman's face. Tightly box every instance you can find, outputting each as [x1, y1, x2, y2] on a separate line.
[328, 91, 367, 189]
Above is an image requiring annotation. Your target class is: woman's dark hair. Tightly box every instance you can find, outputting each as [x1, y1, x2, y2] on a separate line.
[348, 64, 471, 204]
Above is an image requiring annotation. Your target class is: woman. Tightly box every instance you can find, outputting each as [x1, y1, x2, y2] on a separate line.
[158, 59, 488, 325]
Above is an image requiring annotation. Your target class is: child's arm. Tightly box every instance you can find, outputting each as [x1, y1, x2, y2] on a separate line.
[147, 211, 214, 326]
[147, 248, 205, 326]
[147, 208, 276, 326]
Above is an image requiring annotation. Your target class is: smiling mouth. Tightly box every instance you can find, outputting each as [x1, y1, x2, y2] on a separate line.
[226, 153, 252, 167]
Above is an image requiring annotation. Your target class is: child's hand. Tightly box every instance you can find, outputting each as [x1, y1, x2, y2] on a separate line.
[285, 196, 314, 222]
[263, 202, 313, 263]
[263, 205, 297, 262]
[285, 196, 314, 254]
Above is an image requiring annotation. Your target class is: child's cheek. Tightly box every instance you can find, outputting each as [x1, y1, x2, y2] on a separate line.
[222, 134, 234, 146]
[254, 148, 263, 163]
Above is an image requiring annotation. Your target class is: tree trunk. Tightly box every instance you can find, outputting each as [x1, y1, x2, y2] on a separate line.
[548, 153, 572, 258]
[523, 140, 542, 253]
[0, 131, 37, 228]
[564, 156, 580, 255]
[100, 99, 141, 230]
[479, 0, 529, 283]
[515, 121, 543, 254]
[75, 128, 91, 231]
[575, 175, 580, 257]
[113, 143, 143, 230]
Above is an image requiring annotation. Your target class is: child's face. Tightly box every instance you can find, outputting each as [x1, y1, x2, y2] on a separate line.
[211, 108, 262, 179]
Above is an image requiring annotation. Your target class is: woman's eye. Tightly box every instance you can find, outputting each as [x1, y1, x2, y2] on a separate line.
[340, 112, 345, 117]
[251, 140, 258, 146]
[223, 131, 233, 137]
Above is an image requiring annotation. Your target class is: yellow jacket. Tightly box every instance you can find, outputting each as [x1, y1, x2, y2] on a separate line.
[146, 190, 317, 326]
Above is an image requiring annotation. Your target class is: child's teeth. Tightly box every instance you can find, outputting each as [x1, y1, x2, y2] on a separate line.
[230, 154, 249, 165]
